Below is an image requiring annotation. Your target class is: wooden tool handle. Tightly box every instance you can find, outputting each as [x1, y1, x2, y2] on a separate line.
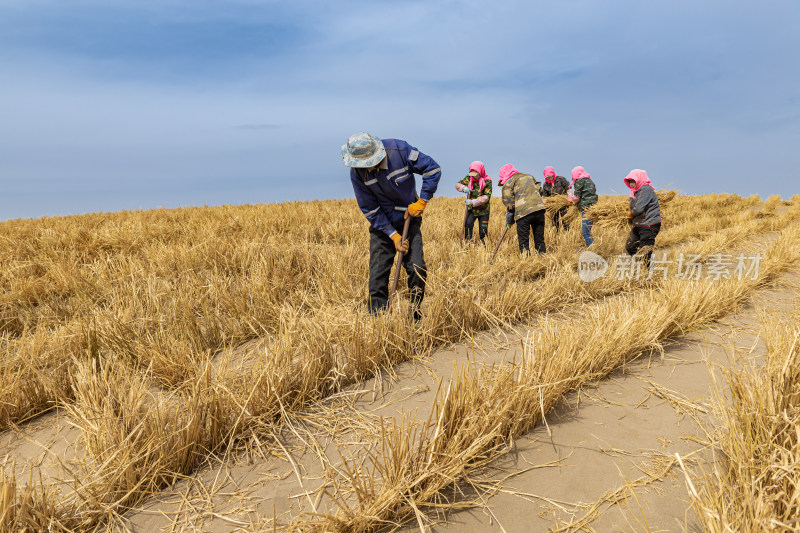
[489, 226, 509, 266]
[388, 216, 412, 311]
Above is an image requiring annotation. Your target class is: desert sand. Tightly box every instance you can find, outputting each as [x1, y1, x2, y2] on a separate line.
[73, 270, 796, 532]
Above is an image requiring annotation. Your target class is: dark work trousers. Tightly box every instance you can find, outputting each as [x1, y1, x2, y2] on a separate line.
[516, 210, 546, 255]
[625, 223, 661, 268]
[368, 217, 427, 319]
[553, 206, 570, 232]
[464, 212, 490, 243]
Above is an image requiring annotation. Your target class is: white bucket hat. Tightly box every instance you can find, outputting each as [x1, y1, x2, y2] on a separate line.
[341, 132, 386, 168]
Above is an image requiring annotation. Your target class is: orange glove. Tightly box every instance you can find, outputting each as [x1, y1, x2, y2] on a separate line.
[405, 198, 428, 218]
[390, 233, 409, 253]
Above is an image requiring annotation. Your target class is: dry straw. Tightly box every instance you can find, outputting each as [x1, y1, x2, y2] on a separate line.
[0, 193, 796, 531]
[682, 306, 800, 531]
[297, 224, 800, 532]
[586, 190, 677, 230]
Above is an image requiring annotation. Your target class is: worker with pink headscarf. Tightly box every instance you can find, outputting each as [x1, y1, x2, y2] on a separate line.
[499, 164, 546, 255]
[455, 161, 492, 244]
[569, 166, 598, 247]
[624, 169, 661, 268]
[541, 166, 570, 231]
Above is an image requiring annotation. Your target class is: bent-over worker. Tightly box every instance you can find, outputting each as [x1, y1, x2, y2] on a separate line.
[342, 132, 441, 321]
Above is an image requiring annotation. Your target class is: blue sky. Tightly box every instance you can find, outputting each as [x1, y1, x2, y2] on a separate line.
[1, 0, 798, 220]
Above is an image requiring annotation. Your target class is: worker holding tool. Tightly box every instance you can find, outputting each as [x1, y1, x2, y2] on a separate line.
[499, 163, 547, 255]
[624, 169, 661, 269]
[569, 166, 599, 247]
[541, 166, 570, 231]
[341, 132, 441, 321]
[455, 161, 492, 244]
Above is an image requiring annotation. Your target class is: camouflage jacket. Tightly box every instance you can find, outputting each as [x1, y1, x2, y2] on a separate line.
[501, 172, 545, 221]
[542, 176, 570, 197]
[457, 176, 492, 216]
[573, 178, 598, 211]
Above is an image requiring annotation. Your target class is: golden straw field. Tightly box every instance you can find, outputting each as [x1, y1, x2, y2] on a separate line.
[2, 192, 800, 532]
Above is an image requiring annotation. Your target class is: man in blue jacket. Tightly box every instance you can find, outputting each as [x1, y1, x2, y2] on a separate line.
[341, 132, 441, 320]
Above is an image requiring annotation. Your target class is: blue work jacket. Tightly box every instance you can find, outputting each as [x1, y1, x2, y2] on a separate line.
[350, 138, 441, 237]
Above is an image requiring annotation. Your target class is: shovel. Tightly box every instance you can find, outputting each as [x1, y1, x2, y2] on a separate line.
[387, 216, 412, 312]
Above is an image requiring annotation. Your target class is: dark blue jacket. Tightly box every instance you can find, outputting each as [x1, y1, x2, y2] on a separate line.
[350, 138, 441, 237]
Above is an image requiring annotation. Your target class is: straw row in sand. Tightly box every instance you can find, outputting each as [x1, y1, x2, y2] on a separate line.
[294, 226, 800, 532]
[682, 306, 800, 530]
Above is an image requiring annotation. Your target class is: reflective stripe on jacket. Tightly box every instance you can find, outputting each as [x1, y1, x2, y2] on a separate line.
[350, 138, 441, 237]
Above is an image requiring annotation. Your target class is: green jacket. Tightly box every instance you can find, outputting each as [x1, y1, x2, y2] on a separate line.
[573, 178, 598, 211]
[542, 176, 570, 197]
[501, 173, 545, 221]
[457, 175, 492, 216]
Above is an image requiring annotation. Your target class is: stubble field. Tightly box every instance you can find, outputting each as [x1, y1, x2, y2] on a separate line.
[1, 192, 799, 532]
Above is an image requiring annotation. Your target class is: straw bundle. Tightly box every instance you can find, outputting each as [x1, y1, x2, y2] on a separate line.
[543, 195, 570, 215]
[586, 190, 677, 230]
[543, 195, 579, 224]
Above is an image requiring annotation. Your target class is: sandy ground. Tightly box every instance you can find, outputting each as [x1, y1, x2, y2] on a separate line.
[96, 270, 798, 532]
[0, 410, 83, 492]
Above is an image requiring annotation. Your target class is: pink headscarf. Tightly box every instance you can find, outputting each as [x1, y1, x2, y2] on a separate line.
[498, 163, 519, 185]
[624, 169, 653, 198]
[543, 166, 556, 184]
[570, 166, 591, 188]
[468, 161, 491, 191]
